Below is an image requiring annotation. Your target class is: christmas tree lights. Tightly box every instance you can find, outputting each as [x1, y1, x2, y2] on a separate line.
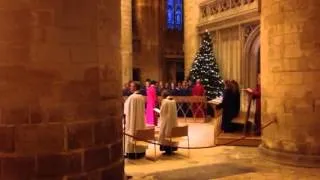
[189, 31, 224, 100]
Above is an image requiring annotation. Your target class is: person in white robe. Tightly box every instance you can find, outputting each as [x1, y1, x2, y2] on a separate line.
[124, 82, 147, 159]
[158, 90, 178, 154]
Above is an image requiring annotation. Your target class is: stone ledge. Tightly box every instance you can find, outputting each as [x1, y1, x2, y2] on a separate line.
[259, 144, 320, 168]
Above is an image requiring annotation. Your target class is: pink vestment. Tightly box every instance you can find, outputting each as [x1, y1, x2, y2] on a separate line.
[146, 85, 157, 125]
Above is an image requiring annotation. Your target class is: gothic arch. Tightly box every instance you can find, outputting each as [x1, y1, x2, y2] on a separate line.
[242, 24, 260, 88]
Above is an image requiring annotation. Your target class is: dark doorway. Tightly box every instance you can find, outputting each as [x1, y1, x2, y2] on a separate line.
[176, 62, 185, 82]
[132, 68, 141, 81]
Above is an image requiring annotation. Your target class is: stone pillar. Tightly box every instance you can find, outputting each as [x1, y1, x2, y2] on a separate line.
[133, 0, 161, 81]
[121, 0, 133, 84]
[0, 0, 123, 179]
[184, 0, 201, 77]
[260, 0, 320, 167]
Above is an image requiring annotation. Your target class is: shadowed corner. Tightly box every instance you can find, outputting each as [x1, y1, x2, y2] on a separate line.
[151, 163, 256, 180]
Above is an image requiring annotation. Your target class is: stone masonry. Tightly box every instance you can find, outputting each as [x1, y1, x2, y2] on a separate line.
[121, 0, 133, 85]
[184, 0, 202, 77]
[0, 0, 123, 179]
[133, 0, 161, 81]
[260, 0, 320, 167]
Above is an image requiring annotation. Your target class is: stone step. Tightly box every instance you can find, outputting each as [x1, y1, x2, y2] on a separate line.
[216, 133, 261, 147]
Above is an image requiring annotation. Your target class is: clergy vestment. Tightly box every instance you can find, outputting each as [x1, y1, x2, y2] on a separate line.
[146, 85, 157, 125]
[158, 97, 178, 153]
[124, 91, 147, 155]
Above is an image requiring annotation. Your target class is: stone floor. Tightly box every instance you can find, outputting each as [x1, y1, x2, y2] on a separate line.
[125, 122, 320, 180]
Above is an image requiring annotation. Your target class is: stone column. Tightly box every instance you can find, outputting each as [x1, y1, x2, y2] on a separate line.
[184, 0, 201, 77]
[133, 0, 161, 81]
[121, 0, 133, 84]
[0, 0, 123, 179]
[260, 0, 320, 167]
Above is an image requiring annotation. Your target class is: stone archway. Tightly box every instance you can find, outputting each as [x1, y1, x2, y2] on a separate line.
[242, 25, 260, 88]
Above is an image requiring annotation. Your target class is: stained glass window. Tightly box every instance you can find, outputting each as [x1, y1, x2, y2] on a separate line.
[167, 0, 183, 30]
[175, 0, 182, 30]
[167, 0, 175, 29]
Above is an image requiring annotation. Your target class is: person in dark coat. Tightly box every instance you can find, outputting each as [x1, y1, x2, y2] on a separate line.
[175, 82, 183, 96]
[187, 80, 193, 95]
[217, 80, 239, 132]
[180, 81, 190, 96]
[230, 80, 240, 118]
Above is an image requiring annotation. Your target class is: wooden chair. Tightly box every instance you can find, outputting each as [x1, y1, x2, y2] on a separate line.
[167, 126, 190, 157]
[133, 128, 157, 161]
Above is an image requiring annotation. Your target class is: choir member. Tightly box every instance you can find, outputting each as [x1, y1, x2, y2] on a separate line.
[187, 80, 193, 94]
[124, 82, 147, 159]
[169, 82, 176, 96]
[164, 82, 170, 90]
[181, 80, 191, 96]
[192, 79, 205, 117]
[175, 82, 182, 96]
[157, 81, 164, 96]
[192, 79, 205, 96]
[141, 79, 150, 96]
[159, 90, 178, 155]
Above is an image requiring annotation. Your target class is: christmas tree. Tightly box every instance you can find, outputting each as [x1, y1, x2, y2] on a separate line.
[189, 31, 224, 99]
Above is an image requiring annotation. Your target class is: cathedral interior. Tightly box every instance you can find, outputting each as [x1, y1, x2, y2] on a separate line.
[0, 0, 320, 179]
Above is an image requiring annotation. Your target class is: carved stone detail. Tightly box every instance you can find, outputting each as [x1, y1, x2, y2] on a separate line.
[243, 23, 259, 42]
[200, 0, 257, 18]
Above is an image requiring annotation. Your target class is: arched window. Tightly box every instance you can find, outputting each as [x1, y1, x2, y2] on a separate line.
[167, 0, 183, 30]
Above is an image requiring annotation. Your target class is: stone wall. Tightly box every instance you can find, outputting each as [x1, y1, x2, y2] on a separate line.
[121, 0, 133, 84]
[133, 0, 161, 81]
[0, 0, 123, 179]
[184, 0, 203, 77]
[260, 0, 320, 167]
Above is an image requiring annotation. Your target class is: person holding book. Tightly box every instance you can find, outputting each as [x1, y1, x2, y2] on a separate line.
[245, 74, 261, 135]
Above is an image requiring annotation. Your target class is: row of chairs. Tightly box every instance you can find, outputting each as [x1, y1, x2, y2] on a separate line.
[133, 125, 190, 161]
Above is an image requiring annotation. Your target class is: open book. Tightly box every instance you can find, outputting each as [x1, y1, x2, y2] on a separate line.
[208, 97, 223, 105]
[153, 108, 160, 114]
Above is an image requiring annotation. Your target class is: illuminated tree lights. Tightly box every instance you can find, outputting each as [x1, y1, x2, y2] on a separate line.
[189, 31, 224, 100]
